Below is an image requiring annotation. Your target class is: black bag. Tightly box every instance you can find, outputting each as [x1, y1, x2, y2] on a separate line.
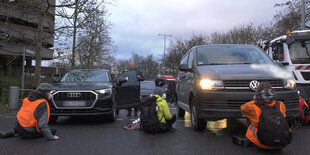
[140, 96, 162, 133]
[254, 102, 292, 147]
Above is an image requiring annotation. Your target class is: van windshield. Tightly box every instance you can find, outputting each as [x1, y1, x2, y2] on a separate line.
[289, 40, 310, 64]
[196, 45, 273, 65]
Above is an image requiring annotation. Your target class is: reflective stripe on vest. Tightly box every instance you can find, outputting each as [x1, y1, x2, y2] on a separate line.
[17, 97, 50, 132]
[246, 124, 270, 148]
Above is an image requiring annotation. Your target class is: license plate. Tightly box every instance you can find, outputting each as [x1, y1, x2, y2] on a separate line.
[63, 101, 86, 107]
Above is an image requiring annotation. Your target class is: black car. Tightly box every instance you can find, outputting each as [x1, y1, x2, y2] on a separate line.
[140, 81, 155, 97]
[49, 69, 140, 122]
[176, 45, 299, 131]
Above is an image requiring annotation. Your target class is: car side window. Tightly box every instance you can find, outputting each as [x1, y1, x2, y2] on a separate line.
[187, 50, 194, 68]
[118, 70, 137, 82]
[272, 43, 284, 61]
[180, 54, 189, 65]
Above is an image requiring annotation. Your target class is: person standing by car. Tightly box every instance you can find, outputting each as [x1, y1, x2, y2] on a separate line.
[0, 83, 59, 140]
[232, 82, 292, 149]
[127, 62, 144, 117]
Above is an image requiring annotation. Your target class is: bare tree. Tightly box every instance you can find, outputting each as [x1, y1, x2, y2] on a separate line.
[75, 4, 113, 69]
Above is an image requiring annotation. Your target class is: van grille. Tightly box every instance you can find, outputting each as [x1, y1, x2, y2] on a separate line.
[301, 72, 310, 80]
[223, 80, 283, 88]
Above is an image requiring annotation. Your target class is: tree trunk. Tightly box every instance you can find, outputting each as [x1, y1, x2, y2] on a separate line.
[71, 0, 79, 69]
[34, 0, 44, 86]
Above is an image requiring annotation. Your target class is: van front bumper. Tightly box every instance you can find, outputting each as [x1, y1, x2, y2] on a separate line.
[196, 89, 299, 120]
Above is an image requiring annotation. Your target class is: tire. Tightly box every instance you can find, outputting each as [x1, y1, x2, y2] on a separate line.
[190, 97, 206, 131]
[176, 101, 185, 118]
[107, 100, 117, 122]
[49, 116, 58, 123]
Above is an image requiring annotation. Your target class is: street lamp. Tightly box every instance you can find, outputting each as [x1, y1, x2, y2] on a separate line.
[158, 34, 172, 74]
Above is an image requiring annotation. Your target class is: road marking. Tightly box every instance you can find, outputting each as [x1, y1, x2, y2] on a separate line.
[116, 118, 123, 121]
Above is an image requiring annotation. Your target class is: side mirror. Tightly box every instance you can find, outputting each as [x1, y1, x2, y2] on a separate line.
[281, 62, 289, 66]
[179, 64, 192, 72]
[117, 78, 128, 86]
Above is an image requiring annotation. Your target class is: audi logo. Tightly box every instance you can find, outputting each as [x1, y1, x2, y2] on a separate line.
[67, 92, 81, 98]
[249, 80, 260, 91]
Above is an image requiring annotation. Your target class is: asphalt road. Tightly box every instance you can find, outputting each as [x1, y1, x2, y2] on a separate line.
[1, 107, 310, 155]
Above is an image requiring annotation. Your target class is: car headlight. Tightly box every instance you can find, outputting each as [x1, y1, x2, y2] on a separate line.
[199, 79, 223, 90]
[95, 88, 112, 94]
[284, 79, 296, 89]
[50, 90, 57, 94]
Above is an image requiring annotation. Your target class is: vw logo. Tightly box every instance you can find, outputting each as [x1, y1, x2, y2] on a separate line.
[67, 92, 81, 98]
[249, 80, 260, 91]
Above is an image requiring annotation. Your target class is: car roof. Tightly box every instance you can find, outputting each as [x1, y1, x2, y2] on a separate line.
[193, 44, 256, 49]
[70, 69, 109, 72]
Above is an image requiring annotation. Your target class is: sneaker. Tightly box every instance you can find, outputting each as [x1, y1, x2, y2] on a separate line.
[232, 136, 244, 146]
[0, 130, 15, 139]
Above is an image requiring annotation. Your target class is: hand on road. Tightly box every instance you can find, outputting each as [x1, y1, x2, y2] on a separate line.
[53, 135, 60, 140]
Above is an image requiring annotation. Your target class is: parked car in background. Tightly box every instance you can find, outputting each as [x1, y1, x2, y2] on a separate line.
[49, 69, 140, 122]
[176, 44, 299, 131]
[140, 81, 155, 97]
[160, 75, 177, 103]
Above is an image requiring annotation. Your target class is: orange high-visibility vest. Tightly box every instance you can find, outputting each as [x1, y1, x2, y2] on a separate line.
[17, 97, 50, 132]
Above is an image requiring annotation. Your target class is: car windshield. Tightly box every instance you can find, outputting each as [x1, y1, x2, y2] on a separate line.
[196, 46, 273, 65]
[141, 81, 155, 89]
[289, 40, 310, 64]
[61, 70, 110, 83]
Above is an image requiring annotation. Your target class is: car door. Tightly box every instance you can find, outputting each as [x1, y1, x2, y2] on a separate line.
[177, 53, 189, 105]
[115, 70, 141, 109]
[183, 50, 194, 105]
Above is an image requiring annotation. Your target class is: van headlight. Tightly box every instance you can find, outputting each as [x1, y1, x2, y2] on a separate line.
[95, 88, 112, 94]
[284, 79, 296, 89]
[199, 79, 224, 90]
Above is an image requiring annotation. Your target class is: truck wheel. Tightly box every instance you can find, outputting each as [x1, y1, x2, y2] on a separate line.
[177, 102, 185, 118]
[49, 116, 58, 123]
[190, 97, 206, 131]
[107, 102, 117, 122]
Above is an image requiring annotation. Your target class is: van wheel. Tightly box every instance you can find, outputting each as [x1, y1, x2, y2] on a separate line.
[176, 102, 185, 118]
[190, 97, 206, 131]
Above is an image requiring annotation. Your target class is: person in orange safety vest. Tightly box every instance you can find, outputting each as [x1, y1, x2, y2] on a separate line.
[232, 82, 291, 149]
[0, 83, 59, 140]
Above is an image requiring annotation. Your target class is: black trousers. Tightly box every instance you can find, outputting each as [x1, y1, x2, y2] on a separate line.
[14, 123, 56, 139]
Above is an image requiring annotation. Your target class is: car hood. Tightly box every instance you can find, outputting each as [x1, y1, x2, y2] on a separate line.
[196, 64, 292, 80]
[140, 89, 154, 95]
[52, 82, 112, 91]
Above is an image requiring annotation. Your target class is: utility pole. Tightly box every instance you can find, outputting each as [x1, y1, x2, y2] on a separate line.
[158, 34, 172, 74]
[302, 0, 306, 30]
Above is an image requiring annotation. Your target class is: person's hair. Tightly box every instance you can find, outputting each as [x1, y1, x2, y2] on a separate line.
[256, 82, 272, 92]
[155, 78, 164, 87]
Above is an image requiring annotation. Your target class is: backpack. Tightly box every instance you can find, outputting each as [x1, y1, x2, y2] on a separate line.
[254, 102, 292, 147]
[299, 98, 310, 125]
[140, 96, 163, 133]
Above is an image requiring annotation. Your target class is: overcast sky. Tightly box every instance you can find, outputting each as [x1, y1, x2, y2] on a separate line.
[107, 0, 286, 59]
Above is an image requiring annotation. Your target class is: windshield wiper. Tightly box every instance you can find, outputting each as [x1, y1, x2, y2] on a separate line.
[201, 62, 252, 65]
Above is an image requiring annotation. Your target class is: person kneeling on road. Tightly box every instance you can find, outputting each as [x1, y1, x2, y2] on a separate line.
[140, 79, 176, 133]
[0, 83, 59, 140]
[232, 82, 292, 149]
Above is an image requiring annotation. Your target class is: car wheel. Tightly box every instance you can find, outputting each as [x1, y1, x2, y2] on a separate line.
[49, 116, 58, 123]
[190, 97, 206, 131]
[107, 102, 117, 122]
[176, 101, 185, 118]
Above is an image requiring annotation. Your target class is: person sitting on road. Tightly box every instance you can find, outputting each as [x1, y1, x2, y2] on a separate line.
[232, 82, 292, 149]
[0, 83, 59, 140]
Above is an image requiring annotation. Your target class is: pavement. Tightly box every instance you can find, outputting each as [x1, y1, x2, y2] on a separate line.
[1, 106, 310, 155]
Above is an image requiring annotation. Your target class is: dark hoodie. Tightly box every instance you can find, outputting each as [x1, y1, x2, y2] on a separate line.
[21, 91, 54, 140]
